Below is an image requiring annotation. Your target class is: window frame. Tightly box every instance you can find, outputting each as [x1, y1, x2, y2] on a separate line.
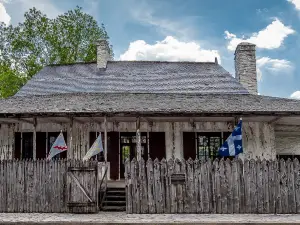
[196, 131, 231, 161]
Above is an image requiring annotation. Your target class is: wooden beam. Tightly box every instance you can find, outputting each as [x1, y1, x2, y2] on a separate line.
[104, 116, 107, 162]
[136, 117, 141, 161]
[268, 117, 282, 124]
[18, 118, 34, 124]
[33, 117, 37, 160]
[73, 118, 85, 124]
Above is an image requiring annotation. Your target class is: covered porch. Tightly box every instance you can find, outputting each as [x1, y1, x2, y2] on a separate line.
[0, 114, 300, 180]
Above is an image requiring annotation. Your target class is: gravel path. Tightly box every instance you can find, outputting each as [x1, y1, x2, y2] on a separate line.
[0, 213, 300, 224]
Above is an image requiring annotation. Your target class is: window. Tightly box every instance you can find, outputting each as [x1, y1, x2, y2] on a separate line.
[14, 132, 67, 159]
[197, 132, 231, 161]
[183, 132, 231, 161]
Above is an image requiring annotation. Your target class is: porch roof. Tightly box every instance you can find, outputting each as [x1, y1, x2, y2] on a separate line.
[0, 93, 300, 117]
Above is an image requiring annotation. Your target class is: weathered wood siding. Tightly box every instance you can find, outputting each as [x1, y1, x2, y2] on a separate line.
[0, 159, 100, 213]
[125, 158, 300, 214]
[0, 120, 291, 161]
[276, 125, 300, 156]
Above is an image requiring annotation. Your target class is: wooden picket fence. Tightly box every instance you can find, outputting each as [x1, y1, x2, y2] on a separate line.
[125, 158, 300, 214]
[0, 159, 100, 213]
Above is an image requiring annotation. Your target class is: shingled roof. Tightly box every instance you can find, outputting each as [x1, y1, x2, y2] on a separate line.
[15, 61, 249, 96]
[1, 93, 300, 117]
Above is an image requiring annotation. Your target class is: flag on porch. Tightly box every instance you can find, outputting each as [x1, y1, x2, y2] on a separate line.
[46, 132, 68, 160]
[218, 118, 243, 157]
[83, 133, 104, 160]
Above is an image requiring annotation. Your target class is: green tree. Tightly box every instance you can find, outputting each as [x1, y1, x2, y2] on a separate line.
[0, 6, 113, 98]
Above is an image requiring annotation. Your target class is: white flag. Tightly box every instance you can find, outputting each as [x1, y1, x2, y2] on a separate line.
[46, 132, 68, 160]
[83, 133, 104, 160]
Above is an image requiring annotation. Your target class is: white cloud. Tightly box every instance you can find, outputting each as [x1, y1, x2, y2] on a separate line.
[291, 91, 300, 99]
[0, 1, 11, 25]
[288, 0, 300, 10]
[120, 36, 221, 63]
[129, 0, 197, 40]
[3, 0, 61, 24]
[225, 19, 295, 51]
[256, 57, 293, 81]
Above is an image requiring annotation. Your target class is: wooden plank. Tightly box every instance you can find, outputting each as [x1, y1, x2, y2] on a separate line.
[146, 158, 154, 213]
[211, 159, 217, 214]
[232, 159, 240, 213]
[160, 158, 167, 213]
[287, 159, 296, 213]
[214, 159, 221, 213]
[168, 159, 176, 213]
[206, 159, 213, 213]
[175, 159, 184, 213]
[294, 159, 300, 213]
[239, 159, 245, 213]
[280, 159, 288, 214]
[125, 158, 132, 213]
[250, 159, 257, 213]
[268, 160, 275, 213]
[225, 159, 233, 214]
[194, 159, 201, 213]
[154, 158, 162, 213]
[256, 159, 263, 214]
[261, 159, 269, 214]
[186, 158, 195, 213]
[163, 158, 171, 213]
[181, 159, 187, 213]
[139, 158, 148, 213]
[131, 158, 139, 213]
[275, 160, 281, 214]
[219, 159, 227, 214]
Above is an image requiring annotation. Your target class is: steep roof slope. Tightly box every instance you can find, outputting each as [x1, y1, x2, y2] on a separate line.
[15, 61, 249, 96]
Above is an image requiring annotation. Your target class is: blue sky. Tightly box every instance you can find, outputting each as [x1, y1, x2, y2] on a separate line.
[1, 0, 300, 99]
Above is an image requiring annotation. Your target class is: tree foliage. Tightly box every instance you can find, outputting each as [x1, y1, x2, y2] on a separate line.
[0, 6, 113, 98]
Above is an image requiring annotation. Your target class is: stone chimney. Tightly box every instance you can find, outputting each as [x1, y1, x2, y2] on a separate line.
[96, 39, 110, 69]
[234, 42, 257, 94]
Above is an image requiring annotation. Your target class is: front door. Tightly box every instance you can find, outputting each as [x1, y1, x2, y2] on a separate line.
[120, 132, 148, 178]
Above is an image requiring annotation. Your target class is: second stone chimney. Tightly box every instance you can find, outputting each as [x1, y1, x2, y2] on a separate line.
[96, 39, 110, 69]
[234, 42, 257, 95]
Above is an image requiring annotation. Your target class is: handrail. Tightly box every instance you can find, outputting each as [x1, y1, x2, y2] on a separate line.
[99, 163, 108, 209]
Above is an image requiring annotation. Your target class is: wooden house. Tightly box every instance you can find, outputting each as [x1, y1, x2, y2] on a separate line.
[0, 40, 300, 182]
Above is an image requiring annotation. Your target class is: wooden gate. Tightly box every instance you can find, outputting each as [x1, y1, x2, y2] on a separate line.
[67, 162, 98, 213]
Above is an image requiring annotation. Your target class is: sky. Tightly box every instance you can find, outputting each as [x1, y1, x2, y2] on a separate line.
[0, 0, 300, 99]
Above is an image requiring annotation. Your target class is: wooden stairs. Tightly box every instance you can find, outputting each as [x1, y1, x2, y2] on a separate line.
[101, 187, 126, 212]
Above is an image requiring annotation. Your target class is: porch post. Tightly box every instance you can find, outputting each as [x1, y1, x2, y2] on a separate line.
[33, 117, 37, 160]
[104, 116, 108, 162]
[69, 117, 73, 158]
[136, 117, 142, 161]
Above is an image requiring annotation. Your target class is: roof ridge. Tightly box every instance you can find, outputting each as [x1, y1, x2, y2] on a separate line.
[47, 60, 218, 67]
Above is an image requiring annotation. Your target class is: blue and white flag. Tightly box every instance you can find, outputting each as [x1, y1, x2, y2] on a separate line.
[83, 133, 104, 160]
[46, 132, 68, 160]
[218, 119, 243, 157]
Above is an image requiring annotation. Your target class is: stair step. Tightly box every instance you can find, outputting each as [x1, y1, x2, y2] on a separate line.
[106, 191, 125, 196]
[107, 188, 125, 191]
[102, 206, 126, 212]
[103, 200, 126, 206]
[106, 195, 126, 201]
